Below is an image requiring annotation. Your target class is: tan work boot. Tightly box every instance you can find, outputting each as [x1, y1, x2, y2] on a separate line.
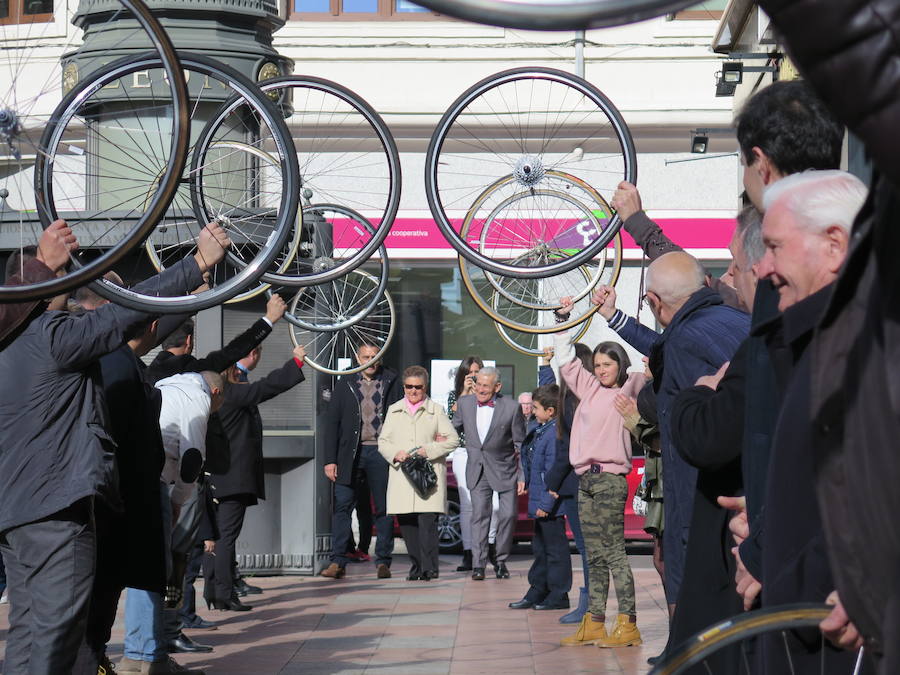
[595, 614, 642, 648]
[319, 562, 346, 579]
[376, 563, 392, 579]
[560, 614, 608, 646]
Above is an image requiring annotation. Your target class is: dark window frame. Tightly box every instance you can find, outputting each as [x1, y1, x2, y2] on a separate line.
[0, 0, 54, 26]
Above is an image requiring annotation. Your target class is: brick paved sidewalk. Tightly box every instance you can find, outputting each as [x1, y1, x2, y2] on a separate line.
[0, 553, 667, 674]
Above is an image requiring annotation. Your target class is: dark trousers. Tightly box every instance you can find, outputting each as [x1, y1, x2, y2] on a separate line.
[211, 496, 250, 602]
[0, 498, 95, 675]
[179, 539, 205, 624]
[164, 482, 204, 643]
[332, 444, 393, 567]
[525, 516, 572, 605]
[73, 501, 126, 675]
[0, 548, 6, 594]
[353, 473, 373, 554]
[397, 513, 439, 575]
[562, 495, 589, 589]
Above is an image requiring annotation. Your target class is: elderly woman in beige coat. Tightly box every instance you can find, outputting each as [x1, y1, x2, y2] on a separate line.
[378, 365, 458, 580]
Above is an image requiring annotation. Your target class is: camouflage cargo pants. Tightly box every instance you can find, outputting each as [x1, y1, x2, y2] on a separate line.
[578, 471, 636, 617]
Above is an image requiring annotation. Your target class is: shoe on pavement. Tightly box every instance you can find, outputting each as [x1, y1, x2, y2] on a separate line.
[595, 614, 642, 648]
[376, 564, 392, 579]
[534, 599, 570, 610]
[456, 550, 473, 572]
[495, 562, 510, 579]
[319, 562, 346, 579]
[508, 598, 534, 609]
[118, 658, 206, 675]
[182, 616, 217, 630]
[0, 589, 7, 604]
[471, 567, 485, 581]
[561, 614, 608, 646]
[233, 578, 262, 595]
[98, 654, 119, 675]
[167, 632, 213, 654]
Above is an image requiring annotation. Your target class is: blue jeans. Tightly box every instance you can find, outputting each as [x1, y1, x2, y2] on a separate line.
[124, 482, 172, 662]
[332, 444, 393, 567]
[562, 495, 589, 589]
[124, 589, 165, 661]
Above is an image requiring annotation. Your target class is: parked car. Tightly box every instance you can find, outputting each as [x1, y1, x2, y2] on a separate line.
[435, 448, 650, 552]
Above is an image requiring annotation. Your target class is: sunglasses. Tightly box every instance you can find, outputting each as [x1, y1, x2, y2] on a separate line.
[404, 384, 424, 390]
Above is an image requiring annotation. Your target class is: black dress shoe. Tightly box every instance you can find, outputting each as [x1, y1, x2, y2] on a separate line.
[168, 632, 213, 654]
[495, 562, 510, 579]
[533, 601, 570, 610]
[234, 578, 262, 595]
[471, 567, 485, 581]
[647, 652, 665, 665]
[209, 596, 252, 612]
[456, 550, 473, 572]
[183, 616, 218, 630]
[422, 570, 439, 581]
[508, 599, 534, 609]
[407, 569, 422, 581]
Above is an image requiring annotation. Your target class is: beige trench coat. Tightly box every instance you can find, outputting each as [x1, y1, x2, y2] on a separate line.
[378, 397, 459, 514]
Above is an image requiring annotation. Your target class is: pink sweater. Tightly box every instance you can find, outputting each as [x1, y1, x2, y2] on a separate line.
[554, 332, 645, 476]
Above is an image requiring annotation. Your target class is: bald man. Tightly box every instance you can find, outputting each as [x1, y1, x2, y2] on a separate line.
[592, 251, 750, 612]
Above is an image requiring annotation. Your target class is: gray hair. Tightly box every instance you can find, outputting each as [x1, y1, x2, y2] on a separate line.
[736, 205, 765, 265]
[478, 366, 500, 383]
[645, 251, 706, 306]
[762, 170, 868, 234]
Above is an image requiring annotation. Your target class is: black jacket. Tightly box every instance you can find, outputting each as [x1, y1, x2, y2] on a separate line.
[0, 257, 203, 533]
[757, 1, 900, 668]
[99, 345, 167, 593]
[211, 359, 305, 500]
[145, 318, 273, 475]
[323, 368, 402, 486]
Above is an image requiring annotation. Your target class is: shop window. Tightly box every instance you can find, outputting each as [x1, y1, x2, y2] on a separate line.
[292, 0, 441, 20]
[0, 0, 53, 25]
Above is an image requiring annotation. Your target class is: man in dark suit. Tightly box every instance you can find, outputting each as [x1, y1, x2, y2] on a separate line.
[452, 367, 526, 581]
[0, 223, 229, 675]
[205, 344, 307, 610]
[321, 343, 402, 580]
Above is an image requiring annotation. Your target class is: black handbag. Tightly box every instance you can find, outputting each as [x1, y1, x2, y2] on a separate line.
[400, 453, 438, 499]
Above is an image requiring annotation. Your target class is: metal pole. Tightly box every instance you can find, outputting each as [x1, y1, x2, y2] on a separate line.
[575, 30, 585, 78]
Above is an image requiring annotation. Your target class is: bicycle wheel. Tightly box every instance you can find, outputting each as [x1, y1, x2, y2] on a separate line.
[650, 603, 866, 675]
[287, 271, 395, 376]
[252, 76, 400, 286]
[144, 140, 302, 305]
[495, 317, 591, 356]
[411, 0, 695, 30]
[77, 53, 299, 313]
[1, 0, 188, 302]
[425, 67, 635, 278]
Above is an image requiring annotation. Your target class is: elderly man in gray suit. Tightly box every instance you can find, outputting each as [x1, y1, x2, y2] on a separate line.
[452, 367, 526, 580]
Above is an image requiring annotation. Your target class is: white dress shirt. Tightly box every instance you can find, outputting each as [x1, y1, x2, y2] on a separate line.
[475, 400, 494, 445]
[156, 372, 211, 506]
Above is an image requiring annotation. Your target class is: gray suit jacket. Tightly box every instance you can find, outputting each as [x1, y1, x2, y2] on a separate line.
[452, 393, 526, 491]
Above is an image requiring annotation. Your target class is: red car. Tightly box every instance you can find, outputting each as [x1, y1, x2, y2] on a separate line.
[435, 450, 650, 552]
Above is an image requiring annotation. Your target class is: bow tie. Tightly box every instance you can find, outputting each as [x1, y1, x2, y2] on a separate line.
[477, 399, 495, 408]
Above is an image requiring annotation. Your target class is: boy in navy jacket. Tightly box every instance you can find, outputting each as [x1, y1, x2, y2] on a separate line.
[508, 384, 572, 611]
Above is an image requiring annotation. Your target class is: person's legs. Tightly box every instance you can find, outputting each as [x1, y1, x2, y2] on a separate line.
[598, 475, 636, 617]
[563, 495, 589, 588]
[397, 514, 422, 577]
[355, 473, 373, 556]
[488, 490, 500, 546]
[469, 478, 493, 569]
[452, 450, 473, 552]
[331, 481, 356, 567]
[123, 589, 165, 662]
[3, 499, 96, 674]
[179, 539, 205, 625]
[543, 515, 573, 605]
[525, 518, 549, 604]
[579, 475, 610, 619]
[492, 488, 517, 563]
[212, 498, 246, 602]
[418, 513, 439, 575]
[360, 444, 394, 568]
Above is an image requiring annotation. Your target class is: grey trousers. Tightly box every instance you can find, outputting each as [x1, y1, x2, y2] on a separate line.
[470, 477, 516, 569]
[0, 498, 95, 675]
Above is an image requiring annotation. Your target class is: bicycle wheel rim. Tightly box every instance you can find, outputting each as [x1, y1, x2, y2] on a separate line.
[411, 0, 695, 30]
[87, 53, 299, 313]
[425, 66, 635, 278]
[651, 603, 834, 675]
[1, 0, 188, 302]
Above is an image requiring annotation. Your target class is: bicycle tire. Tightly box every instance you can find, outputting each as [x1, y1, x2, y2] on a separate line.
[411, 0, 695, 31]
[1, 0, 188, 303]
[85, 53, 299, 313]
[650, 603, 836, 675]
[425, 66, 635, 278]
[253, 75, 401, 286]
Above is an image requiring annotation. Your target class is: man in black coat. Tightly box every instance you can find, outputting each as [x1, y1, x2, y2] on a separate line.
[206, 344, 307, 609]
[320, 343, 402, 579]
[0, 224, 230, 675]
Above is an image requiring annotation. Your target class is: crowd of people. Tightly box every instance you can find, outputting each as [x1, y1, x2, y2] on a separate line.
[2, 2, 899, 673]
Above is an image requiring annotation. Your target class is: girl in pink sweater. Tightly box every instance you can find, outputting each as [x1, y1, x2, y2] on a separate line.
[555, 316, 645, 649]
